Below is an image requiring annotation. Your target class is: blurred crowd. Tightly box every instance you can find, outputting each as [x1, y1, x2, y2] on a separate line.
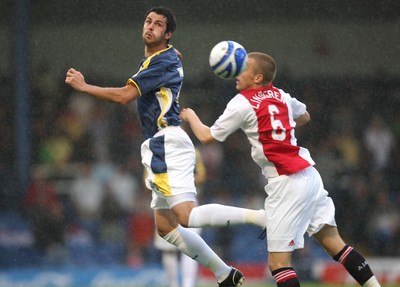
[0, 64, 399, 270]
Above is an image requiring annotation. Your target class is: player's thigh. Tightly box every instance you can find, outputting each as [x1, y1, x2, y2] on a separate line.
[154, 209, 178, 237]
[265, 173, 315, 251]
[313, 225, 346, 257]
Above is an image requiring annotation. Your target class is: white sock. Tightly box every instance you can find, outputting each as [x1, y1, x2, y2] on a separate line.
[363, 276, 381, 287]
[162, 251, 179, 287]
[188, 204, 266, 228]
[163, 225, 231, 282]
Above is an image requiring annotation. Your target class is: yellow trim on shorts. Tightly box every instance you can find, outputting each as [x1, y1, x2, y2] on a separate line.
[154, 172, 172, 196]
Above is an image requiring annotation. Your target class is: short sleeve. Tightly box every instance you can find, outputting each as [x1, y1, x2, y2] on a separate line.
[210, 95, 252, 142]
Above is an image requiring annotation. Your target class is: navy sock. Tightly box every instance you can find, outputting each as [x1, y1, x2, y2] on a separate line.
[271, 267, 300, 287]
[333, 245, 374, 285]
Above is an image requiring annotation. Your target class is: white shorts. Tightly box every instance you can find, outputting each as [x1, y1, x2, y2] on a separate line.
[141, 126, 197, 210]
[264, 166, 336, 252]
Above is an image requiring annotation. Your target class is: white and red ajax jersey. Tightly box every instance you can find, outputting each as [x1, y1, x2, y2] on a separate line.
[210, 83, 315, 178]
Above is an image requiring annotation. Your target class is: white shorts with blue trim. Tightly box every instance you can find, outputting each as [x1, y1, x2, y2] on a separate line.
[141, 126, 197, 210]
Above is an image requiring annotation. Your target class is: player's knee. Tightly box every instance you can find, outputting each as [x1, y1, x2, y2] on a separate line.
[156, 224, 177, 238]
[176, 216, 189, 227]
[171, 202, 195, 227]
[156, 228, 169, 238]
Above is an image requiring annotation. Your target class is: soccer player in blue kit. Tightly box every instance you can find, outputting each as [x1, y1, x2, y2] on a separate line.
[65, 6, 266, 287]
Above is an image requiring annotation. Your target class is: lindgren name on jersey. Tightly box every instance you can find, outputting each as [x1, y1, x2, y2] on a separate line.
[249, 89, 285, 109]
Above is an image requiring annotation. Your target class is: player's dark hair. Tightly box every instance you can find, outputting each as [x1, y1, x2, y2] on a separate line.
[248, 52, 277, 84]
[145, 6, 177, 34]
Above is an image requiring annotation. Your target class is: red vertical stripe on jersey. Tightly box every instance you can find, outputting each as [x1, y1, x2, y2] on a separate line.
[242, 84, 311, 175]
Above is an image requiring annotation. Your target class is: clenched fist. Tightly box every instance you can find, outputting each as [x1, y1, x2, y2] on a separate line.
[65, 68, 87, 92]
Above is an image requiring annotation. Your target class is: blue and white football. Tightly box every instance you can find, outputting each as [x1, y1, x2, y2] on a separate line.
[209, 40, 248, 79]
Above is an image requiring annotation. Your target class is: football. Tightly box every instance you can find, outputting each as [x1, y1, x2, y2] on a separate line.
[209, 40, 248, 79]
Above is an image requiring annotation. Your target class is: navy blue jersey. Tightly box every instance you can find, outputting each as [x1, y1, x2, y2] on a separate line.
[127, 45, 184, 140]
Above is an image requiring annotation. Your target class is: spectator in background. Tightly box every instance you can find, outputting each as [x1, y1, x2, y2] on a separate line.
[99, 184, 126, 243]
[126, 189, 155, 268]
[367, 171, 400, 255]
[93, 152, 116, 186]
[69, 162, 104, 240]
[38, 128, 73, 168]
[87, 103, 112, 161]
[107, 163, 139, 216]
[363, 115, 394, 172]
[335, 125, 361, 172]
[369, 189, 400, 255]
[98, 162, 139, 244]
[24, 168, 66, 265]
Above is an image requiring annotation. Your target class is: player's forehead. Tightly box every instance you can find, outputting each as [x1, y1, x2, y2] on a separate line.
[247, 56, 255, 65]
[145, 12, 167, 25]
[246, 57, 256, 70]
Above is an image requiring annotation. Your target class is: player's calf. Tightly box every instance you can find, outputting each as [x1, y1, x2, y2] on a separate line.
[333, 245, 381, 287]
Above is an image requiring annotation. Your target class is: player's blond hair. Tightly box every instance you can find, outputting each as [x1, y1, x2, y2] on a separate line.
[248, 52, 276, 85]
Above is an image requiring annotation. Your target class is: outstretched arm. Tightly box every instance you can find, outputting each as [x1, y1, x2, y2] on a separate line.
[65, 68, 139, 105]
[179, 108, 216, 144]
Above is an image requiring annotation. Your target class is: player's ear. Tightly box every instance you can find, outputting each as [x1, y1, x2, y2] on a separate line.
[254, 73, 263, 84]
[165, 31, 172, 41]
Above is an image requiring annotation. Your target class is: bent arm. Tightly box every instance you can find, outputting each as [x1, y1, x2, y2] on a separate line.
[79, 83, 139, 105]
[294, 111, 310, 127]
[179, 108, 216, 144]
[65, 68, 139, 105]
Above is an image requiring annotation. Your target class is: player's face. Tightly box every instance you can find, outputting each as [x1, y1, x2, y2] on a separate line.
[142, 12, 172, 48]
[236, 58, 258, 91]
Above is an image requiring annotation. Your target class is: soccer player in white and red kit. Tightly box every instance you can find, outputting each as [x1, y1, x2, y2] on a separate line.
[180, 52, 381, 287]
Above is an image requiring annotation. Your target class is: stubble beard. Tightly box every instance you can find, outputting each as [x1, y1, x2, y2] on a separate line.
[143, 32, 166, 49]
